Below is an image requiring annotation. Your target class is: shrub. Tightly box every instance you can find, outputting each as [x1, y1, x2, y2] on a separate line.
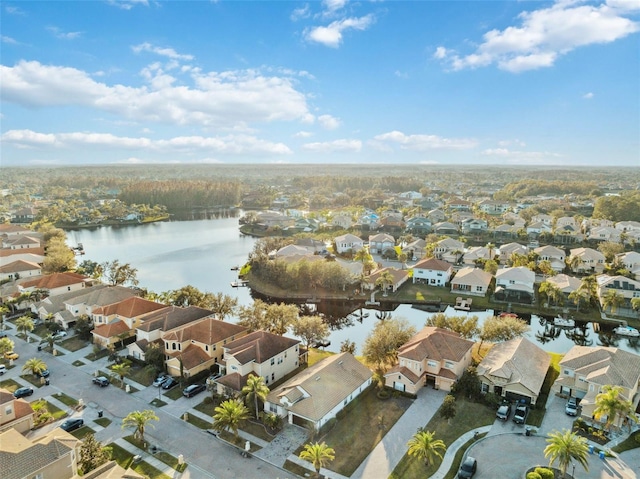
[526, 472, 541, 479]
[535, 467, 554, 479]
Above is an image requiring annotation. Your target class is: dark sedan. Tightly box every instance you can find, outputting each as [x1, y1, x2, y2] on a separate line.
[183, 383, 206, 398]
[14, 387, 34, 398]
[60, 418, 84, 432]
[161, 377, 178, 389]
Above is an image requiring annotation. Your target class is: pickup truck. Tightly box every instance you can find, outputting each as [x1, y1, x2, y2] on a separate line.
[513, 404, 529, 424]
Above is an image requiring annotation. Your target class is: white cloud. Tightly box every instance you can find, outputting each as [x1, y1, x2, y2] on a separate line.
[583, 92, 594, 99]
[291, 4, 311, 21]
[318, 114, 341, 130]
[302, 139, 362, 153]
[1, 61, 312, 128]
[498, 139, 526, 147]
[106, 0, 149, 10]
[394, 70, 409, 79]
[374, 130, 477, 150]
[607, 0, 640, 12]
[305, 14, 375, 48]
[1, 129, 293, 156]
[5, 6, 25, 15]
[132, 42, 194, 61]
[46, 26, 82, 40]
[322, 0, 347, 16]
[294, 131, 313, 138]
[1, 35, 18, 44]
[437, 1, 639, 72]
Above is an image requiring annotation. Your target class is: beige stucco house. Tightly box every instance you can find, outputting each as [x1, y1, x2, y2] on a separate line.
[384, 327, 474, 393]
[450, 267, 493, 297]
[0, 388, 35, 434]
[477, 337, 550, 405]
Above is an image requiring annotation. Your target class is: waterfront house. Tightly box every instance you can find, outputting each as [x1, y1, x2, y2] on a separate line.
[0, 259, 41, 282]
[412, 258, 453, 286]
[545, 274, 581, 296]
[553, 346, 640, 421]
[596, 274, 640, 313]
[534, 245, 566, 272]
[19, 272, 91, 298]
[264, 352, 372, 432]
[450, 267, 493, 297]
[568, 247, 606, 274]
[477, 337, 550, 406]
[365, 267, 410, 293]
[384, 327, 474, 393]
[334, 233, 364, 255]
[2, 235, 40, 250]
[495, 267, 535, 303]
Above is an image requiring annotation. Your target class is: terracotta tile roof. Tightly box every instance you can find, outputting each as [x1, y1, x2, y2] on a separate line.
[170, 344, 211, 370]
[92, 320, 131, 339]
[92, 296, 168, 318]
[136, 306, 214, 333]
[162, 316, 246, 343]
[63, 285, 137, 308]
[384, 365, 422, 384]
[413, 257, 452, 271]
[0, 260, 41, 274]
[0, 246, 45, 258]
[216, 371, 250, 391]
[0, 389, 34, 427]
[6, 235, 40, 246]
[21, 272, 89, 290]
[224, 331, 300, 365]
[398, 327, 474, 363]
[266, 352, 372, 423]
[0, 224, 32, 234]
[559, 346, 640, 390]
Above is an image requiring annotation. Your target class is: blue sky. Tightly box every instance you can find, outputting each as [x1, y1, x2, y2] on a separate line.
[1, 0, 639, 166]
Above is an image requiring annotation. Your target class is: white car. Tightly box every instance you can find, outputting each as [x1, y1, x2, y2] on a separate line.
[52, 331, 68, 340]
[565, 397, 579, 416]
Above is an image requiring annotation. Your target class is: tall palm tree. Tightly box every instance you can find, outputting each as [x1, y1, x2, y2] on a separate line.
[539, 281, 563, 307]
[299, 441, 336, 476]
[594, 385, 629, 431]
[406, 429, 446, 467]
[122, 410, 159, 443]
[568, 288, 590, 312]
[241, 374, 270, 419]
[22, 358, 48, 377]
[212, 399, 250, 441]
[375, 270, 395, 297]
[353, 247, 370, 264]
[569, 255, 583, 273]
[111, 361, 131, 389]
[601, 289, 625, 315]
[15, 315, 34, 338]
[544, 429, 589, 479]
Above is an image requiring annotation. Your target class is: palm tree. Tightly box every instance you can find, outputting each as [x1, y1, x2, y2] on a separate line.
[122, 410, 159, 443]
[544, 429, 589, 479]
[631, 297, 640, 317]
[569, 255, 583, 273]
[111, 361, 131, 389]
[594, 385, 629, 431]
[353, 247, 370, 264]
[22, 357, 48, 377]
[241, 374, 270, 419]
[568, 289, 590, 312]
[601, 289, 625, 315]
[15, 315, 34, 339]
[375, 270, 395, 297]
[212, 399, 250, 441]
[299, 441, 336, 476]
[406, 429, 446, 467]
[539, 281, 563, 307]
[0, 304, 9, 330]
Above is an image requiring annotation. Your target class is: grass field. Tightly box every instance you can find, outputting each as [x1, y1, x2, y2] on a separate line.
[53, 392, 79, 408]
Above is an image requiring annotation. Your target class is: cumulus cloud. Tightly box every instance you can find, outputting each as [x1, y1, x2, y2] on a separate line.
[322, 0, 347, 16]
[302, 139, 362, 153]
[294, 131, 313, 138]
[1, 35, 18, 44]
[318, 114, 341, 130]
[106, 0, 149, 10]
[374, 130, 477, 150]
[583, 92, 594, 99]
[1, 129, 293, 156]
[1, 60, 313, 128]
[46, 26, 82, 40]
[436, 1, 639, 72]
[132, 42, 194, 61]
[305, 14, 375, 47]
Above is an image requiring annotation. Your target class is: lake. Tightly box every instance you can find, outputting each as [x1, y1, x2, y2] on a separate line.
[66, 218, 640, 356]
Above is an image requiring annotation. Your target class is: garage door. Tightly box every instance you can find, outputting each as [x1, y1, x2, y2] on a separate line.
[505, 391, 531, 405]
[393, 382, 405, 392]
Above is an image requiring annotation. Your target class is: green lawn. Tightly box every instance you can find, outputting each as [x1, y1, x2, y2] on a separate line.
[163, 385, 184, 400]
[59, 336, 88, 352]
[184, 413, 212, 430]
[149, 398, 167, 407]
[0, 378, 21, 392]
[154, 451, 188, 472]
[94, 417, 112, 428]
[612, 431, 640, 454]
[108, 442, 172, 479]
[316, 387, 413, 477]
[85, 349, 110, 361]
[283, 459, 312, 478]
[19, 374, 46, 388]
[72, 360, 85, 367]
[390, 397, 495, 479]
[442, 434, 486, 479]
[70, 425, 95, 440]
[53, 392, 79, 408]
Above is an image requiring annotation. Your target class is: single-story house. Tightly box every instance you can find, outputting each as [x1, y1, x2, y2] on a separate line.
[450, 267, 493, 297]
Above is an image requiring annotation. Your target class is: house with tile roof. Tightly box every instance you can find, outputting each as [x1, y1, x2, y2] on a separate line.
[162, 316, 248, 378]
[0, 224, 33, 237]
[568, 247, 606, 274]
[2, 235, 41, 250]
[596, 274, 640, 313]
[0, 427, 80, 479]
[616, 251, 640, 278]
[215, 331, 301, 395]
[401, 238, 427, 261]
[499, 242, 528, 260]
[127, 305, 216, 361]
[495, 266, 535, 304]
[0, 246, 45, 265]
[265, 352, 372, 432]
[19, 272, 91, 298]
[433, 237, 464, 264]
[534, 245, 566, 272]
[0, 259, 41, 282]
[333, 233, 364, 255]
[384, 327, 474, 393]
[412, 258, 453, 286]
[476, 337, 550, 406]
[368, 233, 395, 254]
[0, 388, 35, 434]
[553, 346, 640, 421]
[450, 267, 493, 297]
[545, 274, 582, 296]
[462, 246, 493, 266]
[364, 267, 410, 293]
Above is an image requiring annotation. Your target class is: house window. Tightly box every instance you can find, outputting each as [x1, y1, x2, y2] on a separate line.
[269, 404, 277, 413]
[481, 383, 489, 393]
[444, 361, 454, 369]
[5, 406, 12, 415]
[427, 360, 437, 368]
[270, 358, 275, 366]
[476, 286, 483, 292]
[213, 345, 216, 351]
[205, 345, 209, 351]
[271, 373, 275, 381]
[172, 343, 176, 350]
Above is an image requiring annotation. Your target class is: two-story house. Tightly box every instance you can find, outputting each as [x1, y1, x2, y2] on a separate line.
[433, 238, 464, 264]
[402, 238, 427, 261]
[553, 346, 640, 421]
[616, 251, 640, 278]
[19, 272, 91, 298]
[596, 274, 640, 312]
[412, 258, 453, 286]
[0, 388, 35, 434]
[334, 234, 364, 255]
[450, 267, 493, 297]
[495, 266, 535, 303]
[384, 327, 474, 393]
[215, 331, 302, 395]
[368, 233, 395, 255]
[568, 247, 606, 274]
[534, 245, 566, 272]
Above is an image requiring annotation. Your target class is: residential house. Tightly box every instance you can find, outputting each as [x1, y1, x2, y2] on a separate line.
[502, 212, 526, 228]
[427, 209, 446, 223]
[2, 235, 40, 250]
[478, 199, 511, 215]
[368, 233, 395, 255]
[215, 331, 301, 395]
[402, 238, 426, 261]
[0, 427, 80, 479]
[495, 267, 535, 303]
[499, 242, 528, 262]
[0, 388, 35, 434]
[492, 224, 521, 240]
[534, 245, 566, 272]
[531, 214, 553, 226]
[380, 215, 405, 232]
[447, 198, 472, 211]
[275, 244, 313, 259]
[546, 274, 582, 296]
[334, 234, 364, 255]
[462, 246, 492, 266]
[0, 259, 41, 282]
[450, 267, 493, 297]
[433, 238, 464, 264]
[162, 317, 248, 378]
[556, 217, 578, 231]
[461, 218, 488, 235]
[264, 352, 372, 432]
[0, 224, 33, 237]
[568, 247, 606, 274]
[526, 221, 552, 236]
[127, 305, 216, 361]
[412, 258, 453, 286]
[330, 212, 352, 230]
[477, 337, 550, 406]
[433, 222, 459, 236]
[10, 206, 38, 223]
[399, 191, 423, 201]
[355, 211, 380, 231]
[364, 267, 410, 293]
[616, 251, 640, 278]
[19, 272, 91, 298]
[588, 226, 621, 243]
[553, 346, 640, 421]
[0, 246, 45, 266]
[596, 274, 640, 312]
[384, 327, 474, 393]
[255, 211, 295, 229]
[405, 217, 432, 235]
[614, 221, 640, 234]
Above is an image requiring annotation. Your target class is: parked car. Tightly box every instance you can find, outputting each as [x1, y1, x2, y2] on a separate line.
[496, 403, 512, 421]
[0, 365, 6, 375]
[152, 374, 169, 387]
[4, 351, 19, 360]
[161, 377, 178, 390]
[60, 418, 84, 432]
[457, 456, 477, 478]
[38, 369, 50, 378]
[52, 331, 68, 340]
[565, 397, 579, 416]
[92, 376, 110, 387]
[13, 387, 34, 398]
[513, 404, 529, 424]
[183, 384, 206, 398]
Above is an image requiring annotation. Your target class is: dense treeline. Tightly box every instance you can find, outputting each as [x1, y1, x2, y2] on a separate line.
[593, 191, 640, 222]
[494, 180, 601, 200]
[118, 180, 243, 213]
[291, 176, 425, 194]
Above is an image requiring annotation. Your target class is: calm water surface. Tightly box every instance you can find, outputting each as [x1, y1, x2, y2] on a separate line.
[66, 219, 640, 356]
